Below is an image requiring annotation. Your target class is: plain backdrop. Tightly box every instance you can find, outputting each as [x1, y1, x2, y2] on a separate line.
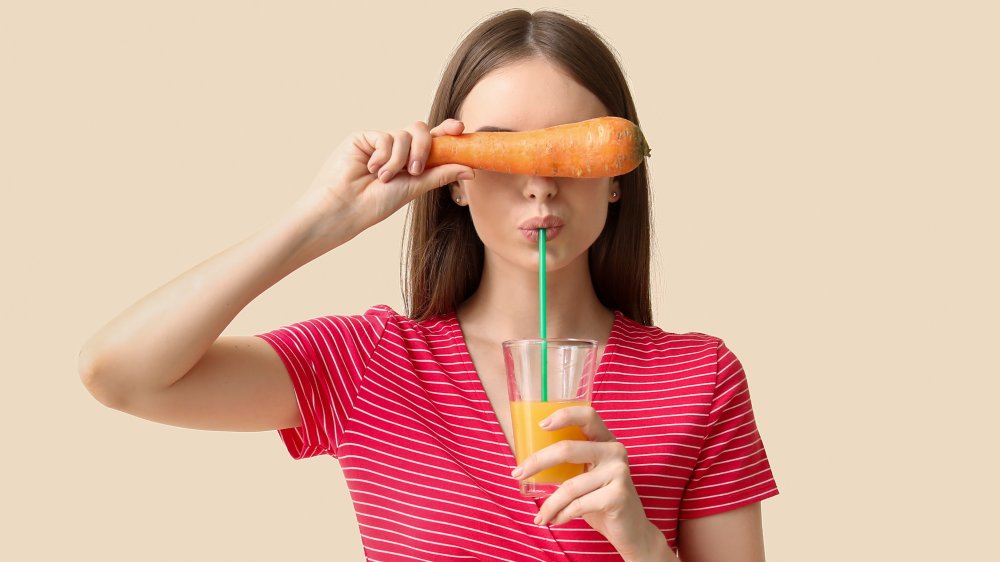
[2, 1, 997, 560]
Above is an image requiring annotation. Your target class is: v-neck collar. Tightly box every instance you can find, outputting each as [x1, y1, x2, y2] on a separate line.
[445, 310, 624, 501]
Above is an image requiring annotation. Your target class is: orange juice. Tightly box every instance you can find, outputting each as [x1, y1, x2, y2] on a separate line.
[510, 400, 590, 493]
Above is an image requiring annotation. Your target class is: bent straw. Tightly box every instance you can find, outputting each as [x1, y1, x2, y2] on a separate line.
[539, 228, 548, 402]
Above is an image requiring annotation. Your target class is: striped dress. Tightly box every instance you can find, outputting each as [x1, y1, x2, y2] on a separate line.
[256, 304, 778, 560]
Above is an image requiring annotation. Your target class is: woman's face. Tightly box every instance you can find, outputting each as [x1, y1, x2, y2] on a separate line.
[453, 56, 619, 274]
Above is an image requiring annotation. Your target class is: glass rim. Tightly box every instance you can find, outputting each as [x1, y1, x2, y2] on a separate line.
[501, 338, 598, 348]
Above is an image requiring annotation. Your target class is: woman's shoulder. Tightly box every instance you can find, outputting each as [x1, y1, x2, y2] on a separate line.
[614, 311, 724, 350]
[356, 303, 458, 340]
[612, 313, 739, 378]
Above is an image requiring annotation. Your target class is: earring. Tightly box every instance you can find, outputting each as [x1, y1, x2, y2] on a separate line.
[611, 191, 618, 200]
[455, 196, 462, 204]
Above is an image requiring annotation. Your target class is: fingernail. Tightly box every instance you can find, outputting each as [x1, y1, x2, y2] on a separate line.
[379, 169, 392, 182]
[457, 170, 474, 180]
[409, 160, 421, 175]
[511, 467, 523, 478]
[533, 515, 542, 525]
[539, 419, 551, 428]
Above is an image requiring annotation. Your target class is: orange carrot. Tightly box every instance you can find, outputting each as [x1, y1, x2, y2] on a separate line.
[425, 116, 650, 178]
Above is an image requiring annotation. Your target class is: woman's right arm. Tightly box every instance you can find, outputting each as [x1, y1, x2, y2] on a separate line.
[78, 119, 475, 431]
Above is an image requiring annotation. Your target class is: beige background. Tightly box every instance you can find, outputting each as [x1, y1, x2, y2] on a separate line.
[2, 1, 997, 560]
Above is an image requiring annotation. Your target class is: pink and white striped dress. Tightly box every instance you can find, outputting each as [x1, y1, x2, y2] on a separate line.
[256, 304, 778, 560]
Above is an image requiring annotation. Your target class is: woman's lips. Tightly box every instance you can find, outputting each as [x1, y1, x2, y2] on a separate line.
[520, 226, 562, 242]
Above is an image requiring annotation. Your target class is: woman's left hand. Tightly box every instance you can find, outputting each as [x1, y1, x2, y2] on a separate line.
[511, 405, 669, 560]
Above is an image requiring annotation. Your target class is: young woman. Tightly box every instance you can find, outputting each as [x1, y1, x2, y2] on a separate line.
[79, 9, 778, 561]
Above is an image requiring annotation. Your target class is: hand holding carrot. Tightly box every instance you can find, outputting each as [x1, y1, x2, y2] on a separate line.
[290, 116, 649, 257]
[293, 119, 476, 247]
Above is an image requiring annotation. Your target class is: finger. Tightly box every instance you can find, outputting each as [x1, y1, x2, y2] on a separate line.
[376, 130, 412, 183]
[400, 164, 474, 196]
[540, 405, 615, 442]
[516, 440, 629, 480]
[534, 470, 606, 526]
[405, 120, 430, 176]
[361, 131, 393, 174]
[514, 439, 597, 480]
[547, 482, 626, 527]
[429, 118, 465, 137]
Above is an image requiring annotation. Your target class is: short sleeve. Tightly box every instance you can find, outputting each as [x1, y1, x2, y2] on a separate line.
[254, 304, 394, 460]
[680, 339, 779, 518]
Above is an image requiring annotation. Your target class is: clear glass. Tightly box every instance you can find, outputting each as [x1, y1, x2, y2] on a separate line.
[501, 338, 598, 497]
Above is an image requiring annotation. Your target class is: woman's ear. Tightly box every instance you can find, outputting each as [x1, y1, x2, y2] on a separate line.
[608, 179, 621, 202]
[450, 183, 466, 206]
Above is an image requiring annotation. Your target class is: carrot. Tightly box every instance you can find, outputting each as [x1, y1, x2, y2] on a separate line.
[425, 116, 650, 178]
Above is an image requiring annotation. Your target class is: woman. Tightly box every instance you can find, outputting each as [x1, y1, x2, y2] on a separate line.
[79, 9, 778, 561]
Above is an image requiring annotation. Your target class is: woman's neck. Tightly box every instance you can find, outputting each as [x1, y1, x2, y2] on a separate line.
[455, 252, 615, 346]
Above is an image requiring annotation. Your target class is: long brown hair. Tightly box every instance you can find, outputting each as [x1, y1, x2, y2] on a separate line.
[402, 9, 653, 325]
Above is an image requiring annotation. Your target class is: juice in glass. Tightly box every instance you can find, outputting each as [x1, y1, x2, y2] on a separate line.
[511, 399, 590, 496]
[502, 338, 597, 498]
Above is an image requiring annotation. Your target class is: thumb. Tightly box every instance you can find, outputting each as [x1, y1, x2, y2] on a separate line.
[407, 164, 476, 195]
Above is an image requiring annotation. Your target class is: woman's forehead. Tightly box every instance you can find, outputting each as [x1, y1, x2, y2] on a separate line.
[457, 59, 607, 130]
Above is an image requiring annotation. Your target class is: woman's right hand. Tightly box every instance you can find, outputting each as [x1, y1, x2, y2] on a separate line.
[294, 119, 475, 243]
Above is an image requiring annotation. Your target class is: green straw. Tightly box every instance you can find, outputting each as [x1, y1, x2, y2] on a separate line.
[539, 228, 548, 402]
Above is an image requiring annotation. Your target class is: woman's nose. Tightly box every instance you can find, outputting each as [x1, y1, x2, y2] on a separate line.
[522, 175, 558, 201]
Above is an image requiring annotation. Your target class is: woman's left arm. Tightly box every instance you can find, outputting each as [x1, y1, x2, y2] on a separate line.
[678, 503, 765, 562]
[512, 405, 767, 562]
